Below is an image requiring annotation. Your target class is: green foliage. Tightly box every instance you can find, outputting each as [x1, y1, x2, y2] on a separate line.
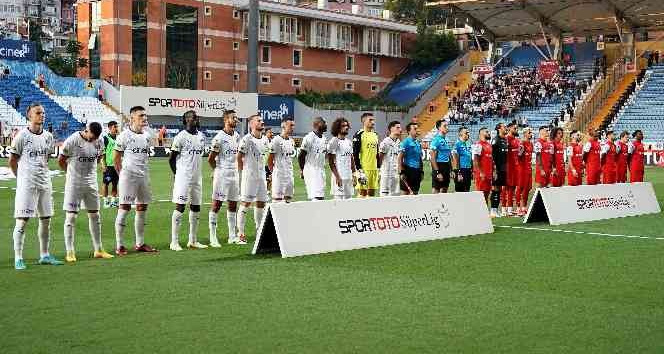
[411, 29, 459, 67]
[28, 20, 46, 61]
[45, 40, 87, 77]
[292, 89, 406, 111]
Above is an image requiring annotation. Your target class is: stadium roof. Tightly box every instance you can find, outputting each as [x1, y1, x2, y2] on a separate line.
[426, 0, 664, 40]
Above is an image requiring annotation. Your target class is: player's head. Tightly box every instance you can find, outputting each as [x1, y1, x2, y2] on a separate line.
[26, 102, 45, 126]
[552, 127, 563, 140]
[507, 121, 517, 135]
[570, 130, 581, 142]
[129, 106, 147, 130]
[406, 122, 418, 138]
[633, 129, 643, 141]
[313, 117, 327, 134]
[182, 110, 199, 131]
[331, 117, 350, 137]
[458, 126, 469, 141]
[435, 119, 449, 135]
[522, 127, 533, 141]
[495, 122, 506, 137]
[264, 127, 274, 140]
[479, 127, 490, 141]
[619, 130, 629, 142]
[248, 114, 264, 134]
[361, 113, 375, 131]
[538, 125, 549, 139]
[605, 130, 614, 141]
[280, 117, 294, 136]
[587, 126, 599, 139]
[108, 120, 119, 135]
[84, 121, 103, 141]
[387, 120, 401, 137]
[223, 110, 237, 130]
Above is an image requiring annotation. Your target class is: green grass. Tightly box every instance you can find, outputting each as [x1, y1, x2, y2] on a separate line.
[1, 160, 664, 353]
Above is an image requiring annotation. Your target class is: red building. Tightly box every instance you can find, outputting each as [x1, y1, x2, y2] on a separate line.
[76, 0, 415, 97]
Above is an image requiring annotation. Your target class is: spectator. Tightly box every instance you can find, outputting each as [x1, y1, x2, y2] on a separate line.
[37, 73, 45, 89]
[98, 86, 104, 102]
[158, 125, 166, 146]
[14, 95, 20, 110]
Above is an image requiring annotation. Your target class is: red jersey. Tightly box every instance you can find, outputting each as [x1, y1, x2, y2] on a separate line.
[506, 135, 521, 187]
[473, 140, 493, 192]
[551, 139, 565, 187]
[566, 142, 584, 186]
[602, 140, 617, 184]
[534, 138, 554, 186]
[616, 141, 629, 183]
[518, 140, 533, 189]
[629, 140, 645, 182]
[584, 139, 601, 185]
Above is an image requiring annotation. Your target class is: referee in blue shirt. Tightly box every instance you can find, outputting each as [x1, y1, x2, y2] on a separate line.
[430, 119, 452, 193]
[399, 122, 423, 195]
[452, 126, 473, 192]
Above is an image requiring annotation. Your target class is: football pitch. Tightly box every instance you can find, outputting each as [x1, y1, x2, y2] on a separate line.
[1, 160, 664, 353]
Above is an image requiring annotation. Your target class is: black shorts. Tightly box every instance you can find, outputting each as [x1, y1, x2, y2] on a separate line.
[400, 166, 423, 194]
[493, 168, 507, 187]
[454, 168, 472, 192]
[103, 166, 119, 185]
[432, 162, 451, 189]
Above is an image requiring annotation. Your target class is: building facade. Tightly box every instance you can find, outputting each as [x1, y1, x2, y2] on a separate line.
[76, 0, 415, 97]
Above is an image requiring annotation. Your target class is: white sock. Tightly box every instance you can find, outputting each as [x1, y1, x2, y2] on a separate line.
[134, 211, 146, 246]
[88, 212, 102, 252]
[188, 211, 200, 244]
[64, 212, 76, 252]
[171, 210, 183, 244]
[254, 207, 265, 232]
[507, 207, 513, 214]
[103, 196, 109, 204]
[115, 209, 129, 248]
[491, 208, 498, 214]
[209, 211, 218, 241]
[237, 205, 248, 236]
[13, 219, 27, 260]
[38, 218, 51, 258]
[227, 211, 237, 241]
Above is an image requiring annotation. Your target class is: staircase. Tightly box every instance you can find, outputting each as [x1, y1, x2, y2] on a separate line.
[586, 72, 636, 131]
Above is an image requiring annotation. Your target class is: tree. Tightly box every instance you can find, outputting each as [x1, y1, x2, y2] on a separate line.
[45, 40, 87, 77]
[410, 29, 459, 67]
[28, 20, 47, 61]
[386, 0, 450, 34]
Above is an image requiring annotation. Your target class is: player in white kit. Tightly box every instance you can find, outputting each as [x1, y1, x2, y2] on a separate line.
[327, 118, 356, 199]
[113, 106, 158, 255]
[59, 122, 114, 262]
[169, 110, 207, 251]
[268, 117, 296, 202]
[298, 117, 328, 200]
[9, 103, 63, 270]
[378, 121, 402, 196]
[237, 115, 270, 243]
[208, 110, 241, 246]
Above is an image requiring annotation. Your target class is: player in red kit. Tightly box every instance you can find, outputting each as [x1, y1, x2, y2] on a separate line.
[616, 131, 629, 183]
[601, 131, 618, 184]
[515, 127, 533, 216]
[628, 130, 645, 182]
[472, 127, 493, 204]
[550, 127, 566, 187]
[583, 128, 602, 185]
[534, 126, 553, 188]
[503, 122, 520, 216]
[566, 130, 584, 186]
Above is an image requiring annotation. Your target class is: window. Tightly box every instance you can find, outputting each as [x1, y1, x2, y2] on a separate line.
[232, 9, 240, 19]
[261, 46, 271, 64]
[259, 13, 270, 40]
[292, 78, 301, 87]
[371, 84, 378, 92]
[371, 57, 380, 74]
[337, 25, 353, 51]
[344, 82, 354, 91]
[233, 41, 239, 50]
[131, 0, 147, 86]
[205, 6, 212, 16]
[388, 32, 401, 57]
[165, 4, 198, 89]
[204, 38, 212, 48]
[293, 49, 302, 67]
[233, 73, 240, 81]
[367, 28, 381, 54]
[314, 21, 332, 48]
[261, 75, 271, 84]
[204, 71, 212, 80]
[279, 17, 299, 43]
[346, 55, 354, 73]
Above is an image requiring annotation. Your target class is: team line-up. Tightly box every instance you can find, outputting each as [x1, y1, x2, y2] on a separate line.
[7, 102, 647, 270]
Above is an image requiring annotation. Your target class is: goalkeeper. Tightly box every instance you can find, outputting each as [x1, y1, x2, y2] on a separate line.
[352, 113, 380, 197]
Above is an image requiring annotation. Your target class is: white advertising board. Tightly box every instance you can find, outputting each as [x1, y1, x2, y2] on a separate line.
[120, 86, 258, 118]
[253, 192, 494, 258]
[525, 182, 661, 226]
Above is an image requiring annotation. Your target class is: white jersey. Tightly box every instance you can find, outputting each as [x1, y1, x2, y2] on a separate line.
[115, 128, 151, 178]
[327, 137, 353, 180]
[9, 127, 54, 189]
[301, 131, 327, 170]
[210, 129, 240, 170]
[239, 133, 269, 177]
[270, 135, 296, 177]
[379, 137, 400, 177]
[61, 132, 103, 188]
[171, 130, 206, 183]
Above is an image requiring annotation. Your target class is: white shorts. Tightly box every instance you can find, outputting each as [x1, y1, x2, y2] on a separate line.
[14, 184, 53, 218]
[172, 180, 202, 205]
[118, 173, 152, 205]
[63, 184, 100, 212]
[380, 175, 400, 196]
[303, 167, 326, 200]
[331, 175, 354, 199]
[272, 173, 294, 199]
[212, 169, 240, 202]
[241, 173, 268, 203]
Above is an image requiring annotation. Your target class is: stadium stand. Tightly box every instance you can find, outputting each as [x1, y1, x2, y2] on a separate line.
[503, 44, 547, 67]
[52, 96, 120, 124]
[0, 59, 100, 97]
[562, 42, 601, 82]
[0, 97, 26, 127]
[383, 58, 456, 106]
[612, 64, 664, 140]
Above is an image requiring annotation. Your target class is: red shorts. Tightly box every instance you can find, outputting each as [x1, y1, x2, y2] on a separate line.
[506, 164, 519, 187]
[630, 169, 644, 182]
[551, 169, 565, 187]
[535, 169, 551, 186]
[567, 169, 583, 186]
[602, 169, 616, 184]
[616, 167, 627, 183]
[586, 169, 601, 185]
[474, 170, 492, 192]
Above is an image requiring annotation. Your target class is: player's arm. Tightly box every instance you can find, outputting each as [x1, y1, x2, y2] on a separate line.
[113, 150, 123, 174]
[169, 151, 179, 175]
[327, 152, 341, 185]
[58, 154, 68, 170]
[627, 142, 634, 165]
[101, 136, 108, 168]
[352, 131, 362, 171]
[297, 149, 306, 178]
[430, 142, 439, 173]
[472, 144, 484, 180]
[8, 153, 19, 176]
[237, 150, 245, 172]
[600, 143, 608, 166]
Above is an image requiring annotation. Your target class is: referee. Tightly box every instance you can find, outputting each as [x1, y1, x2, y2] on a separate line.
[451, 126, 472, 192]
[430, 119, 452, 193]
[491, 123, 509, 217]
[399, 122, 423, 195]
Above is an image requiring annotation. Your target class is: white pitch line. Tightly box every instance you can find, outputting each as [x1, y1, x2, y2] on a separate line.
[497, 225, 664, 241]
